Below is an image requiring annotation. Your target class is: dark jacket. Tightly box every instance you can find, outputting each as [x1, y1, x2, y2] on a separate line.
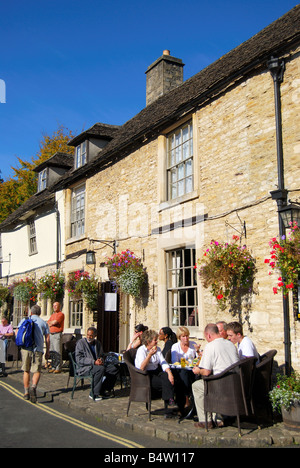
[75, 338, 104, 376]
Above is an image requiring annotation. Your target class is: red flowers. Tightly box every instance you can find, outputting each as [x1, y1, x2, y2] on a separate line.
[198, 235, 257, 311]
[266, 222, 300, 295]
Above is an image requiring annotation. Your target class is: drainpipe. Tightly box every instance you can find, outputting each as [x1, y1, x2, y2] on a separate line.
[55, 202, 60, 270]
[268, 56, 291, 376]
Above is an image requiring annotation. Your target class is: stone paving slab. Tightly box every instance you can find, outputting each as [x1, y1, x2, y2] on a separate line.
[3, 362, 300, 448]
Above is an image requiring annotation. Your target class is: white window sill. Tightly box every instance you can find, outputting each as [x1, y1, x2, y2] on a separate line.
[66, 234, 87, 245]
[158, 190, 198, 212]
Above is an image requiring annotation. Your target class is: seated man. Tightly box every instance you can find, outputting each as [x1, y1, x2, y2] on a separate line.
[75, 327, 119, 401]
[192, 323, 239, 429]
[225, 321, 260, 362]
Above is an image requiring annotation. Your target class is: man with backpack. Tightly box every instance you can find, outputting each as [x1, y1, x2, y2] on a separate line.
[16, 304, 50, 403]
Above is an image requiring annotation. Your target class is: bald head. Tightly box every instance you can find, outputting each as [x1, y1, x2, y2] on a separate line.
[204, 323, 220, 342]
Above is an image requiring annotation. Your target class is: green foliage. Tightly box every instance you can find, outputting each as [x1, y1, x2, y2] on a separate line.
[106, 249, 146, 298]
[269, 372, 300, 412]
[265, 222, 300, 296]
[10, 277, 38, 304]
[37, 271, 65, 303]
[0, 125, 74, 223]
[0, 284, 10, 307]
[67, 270, 98, 310]
[197, 235, 257, 311]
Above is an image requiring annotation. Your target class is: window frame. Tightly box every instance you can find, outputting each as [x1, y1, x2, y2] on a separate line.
[166, 121, 193, 201]
[69, 299, 83, 328]
[166, 246, 198, 329]
[13, 300, 28, 327]
[75, 141, 87, 169]
[28, 219, 38, 255]
[37, 168, 47, 192]
[70, 184, 86, 238]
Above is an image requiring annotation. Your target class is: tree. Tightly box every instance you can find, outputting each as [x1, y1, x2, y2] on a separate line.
[0, 125, 74, 223]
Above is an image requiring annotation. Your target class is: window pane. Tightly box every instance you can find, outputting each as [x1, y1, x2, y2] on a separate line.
[182, 125, 189, 142]
[186, 176, 193, 194]
[70, 300, 83, 328]
[71, 186, 85, 237]
[167, 122, 193, 200]
[178, 163, 184, 180]
[186, 159, 192, 176]
[76, 147, 81, 168]
[167, 247, 198, 327]
[182, 141, 189, 160]
[178, 179, 184, 197]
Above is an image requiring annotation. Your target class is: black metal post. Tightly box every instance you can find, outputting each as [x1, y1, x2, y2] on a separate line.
[268, 56, 291, 376]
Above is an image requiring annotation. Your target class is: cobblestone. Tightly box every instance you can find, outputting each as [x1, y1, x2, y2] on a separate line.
[4, 362, 300, 448]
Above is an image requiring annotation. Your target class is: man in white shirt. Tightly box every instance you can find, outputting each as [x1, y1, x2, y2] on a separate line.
[226, 321, 260, 363]
[192, 323, 239, 428]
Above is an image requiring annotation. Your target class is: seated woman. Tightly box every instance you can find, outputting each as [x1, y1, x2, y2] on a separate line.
[171, 326, 201, 411]
[126, 324, 148, 351]
[135, 329, 175, 413]
[158, 327, 177, 358]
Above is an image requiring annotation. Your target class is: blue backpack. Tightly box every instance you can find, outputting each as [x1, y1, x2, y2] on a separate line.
[16, 318, 35, 348]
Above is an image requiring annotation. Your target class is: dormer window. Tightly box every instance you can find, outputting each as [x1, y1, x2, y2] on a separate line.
[75, 141, 87, 168]
[38, 168, 47, 192]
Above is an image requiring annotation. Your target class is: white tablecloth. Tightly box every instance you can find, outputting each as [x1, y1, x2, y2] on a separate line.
[0, 340, 5, 363]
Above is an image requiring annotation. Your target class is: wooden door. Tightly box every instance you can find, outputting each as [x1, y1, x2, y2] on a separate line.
[97, 281, 119, 353]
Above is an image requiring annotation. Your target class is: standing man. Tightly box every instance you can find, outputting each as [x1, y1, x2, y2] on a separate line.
[0, 315, 14, 376]
[192, 323, 239, 428]
[48, 301, 65, 374]
[17, 304, 50, 402]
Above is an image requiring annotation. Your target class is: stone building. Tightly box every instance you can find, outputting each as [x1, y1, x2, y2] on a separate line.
[0, 152, 73, 324]
[1, 6, 300, 371]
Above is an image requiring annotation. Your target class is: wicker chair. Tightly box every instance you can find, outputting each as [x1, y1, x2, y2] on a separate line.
[123, 348, 152, 420]
[6, 338, 20, 367]
[68, 351, 94, 400]
[62, 334, 76, 362]
[164, 349, 171, 364]
[203, 356, 257, 436]
[253, 349, 277, 422]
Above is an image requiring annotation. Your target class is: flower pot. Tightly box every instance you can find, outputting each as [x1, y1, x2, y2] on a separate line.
[281, 402, 300, 431]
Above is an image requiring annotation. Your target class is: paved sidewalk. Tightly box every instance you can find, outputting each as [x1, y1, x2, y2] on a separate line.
[3, 362, 300, 448]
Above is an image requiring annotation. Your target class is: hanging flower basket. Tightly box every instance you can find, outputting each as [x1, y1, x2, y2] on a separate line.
[106, 249, 146, 298]
[37, 271, 65, 303]
[265, 222, 300, 296]
[11, 277, 38, 304]
[66, 270, 99, 310]
[197, 235, 257, 311]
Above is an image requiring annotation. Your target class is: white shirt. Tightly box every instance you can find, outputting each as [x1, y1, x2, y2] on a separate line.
[171, 341, 197, 363]
[238, 336, 260, 362]
[199, 338, 239, 375]
[135, 345, 170, 372]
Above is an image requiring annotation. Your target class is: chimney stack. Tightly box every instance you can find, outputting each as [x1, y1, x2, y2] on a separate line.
[145, 50, 184, 106]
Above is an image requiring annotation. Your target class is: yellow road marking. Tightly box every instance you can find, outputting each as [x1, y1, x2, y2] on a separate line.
[0, 380, 144, 448]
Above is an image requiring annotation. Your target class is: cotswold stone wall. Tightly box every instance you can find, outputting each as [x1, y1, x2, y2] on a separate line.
[194, 48, 300, 369]
[65, 46, 300, 369]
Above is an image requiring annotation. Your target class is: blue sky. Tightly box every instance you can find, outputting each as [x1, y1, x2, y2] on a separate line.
[0, 0, 298, 179]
